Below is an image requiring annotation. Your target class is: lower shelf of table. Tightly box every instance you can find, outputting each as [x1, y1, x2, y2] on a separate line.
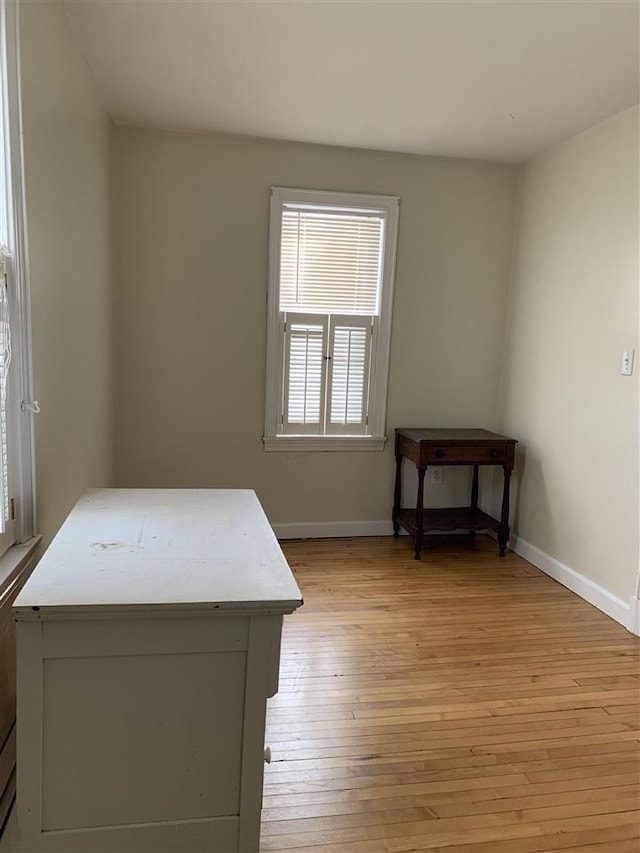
[395, 507, 501, 536]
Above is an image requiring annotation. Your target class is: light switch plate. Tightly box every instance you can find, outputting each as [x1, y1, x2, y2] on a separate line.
[621, 349, 635, 376]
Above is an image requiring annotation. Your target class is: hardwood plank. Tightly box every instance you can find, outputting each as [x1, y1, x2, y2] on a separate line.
[266, 712, 625, 746]
[263, 751, 640, 788]
[264, 760, 640, 795]
[266, 707, 613, 740]
[534, 843, 640, 853]
[428, 785, 640, 821]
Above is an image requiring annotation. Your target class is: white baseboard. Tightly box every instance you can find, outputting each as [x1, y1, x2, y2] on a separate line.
[513, 536, 638, 635]
[629, 596, 640, 636]
[272, 520, 397, 540]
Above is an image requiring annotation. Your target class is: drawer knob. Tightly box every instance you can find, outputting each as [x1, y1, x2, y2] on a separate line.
[435, 449, 445, 458]
[264, 746, 272, 764]
[490, 449, 498, 458]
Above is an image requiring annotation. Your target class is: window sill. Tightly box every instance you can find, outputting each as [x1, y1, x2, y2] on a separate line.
[0, 536, 41, 602]
[263, 435, 387, 452]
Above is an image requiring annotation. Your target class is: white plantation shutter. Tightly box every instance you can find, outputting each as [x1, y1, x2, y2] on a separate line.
[279, 208, 383, 315]
[282, 314, 328, 433]
[327, 315, 374, 434]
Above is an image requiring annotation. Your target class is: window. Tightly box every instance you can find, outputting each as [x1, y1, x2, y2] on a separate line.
[264, 188, 399, 451]
[0, 0, 36, 559]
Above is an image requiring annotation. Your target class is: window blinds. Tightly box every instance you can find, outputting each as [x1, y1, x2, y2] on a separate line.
[279, 207, 384, 315]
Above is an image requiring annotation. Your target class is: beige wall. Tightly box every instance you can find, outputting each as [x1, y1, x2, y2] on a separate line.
[20, 0, 113, 547]
[500, 107, 639, 601]
[112, 127, 517, 525]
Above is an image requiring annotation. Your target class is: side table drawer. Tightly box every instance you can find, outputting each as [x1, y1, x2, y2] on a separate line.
[426, 444, 507, 464]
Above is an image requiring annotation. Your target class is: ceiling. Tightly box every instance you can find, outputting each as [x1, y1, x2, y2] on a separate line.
[64, 0, 639, 163]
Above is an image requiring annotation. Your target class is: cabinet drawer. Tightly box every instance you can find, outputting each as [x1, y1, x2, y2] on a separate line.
[426, 445, 507, 464]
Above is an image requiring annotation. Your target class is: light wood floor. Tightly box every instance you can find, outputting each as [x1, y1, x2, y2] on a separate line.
[261, 535, 640, 853]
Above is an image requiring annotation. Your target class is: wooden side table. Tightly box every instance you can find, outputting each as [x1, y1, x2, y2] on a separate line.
[392, 428, 517, 560]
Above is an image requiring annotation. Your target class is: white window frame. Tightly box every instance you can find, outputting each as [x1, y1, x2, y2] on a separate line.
[0, 0, 37, 565]
[263, 187, 399, 452]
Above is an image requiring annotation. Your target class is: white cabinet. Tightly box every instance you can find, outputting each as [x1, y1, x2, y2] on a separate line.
[13, 490, 302, 852]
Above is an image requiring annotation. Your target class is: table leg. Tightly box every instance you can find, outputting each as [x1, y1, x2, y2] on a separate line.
[393, 452, 402, 537]
[470, 465, 479, 510]
[469, 464, 479, 538]
[498, 465, 512, 557]
[415, 467, 425, 560]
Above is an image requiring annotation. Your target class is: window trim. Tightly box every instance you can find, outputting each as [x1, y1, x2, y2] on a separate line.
[263, 187, 399, 452]
[1, 0, 36, 545]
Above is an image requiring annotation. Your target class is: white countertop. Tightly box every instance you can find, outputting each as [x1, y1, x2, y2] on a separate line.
[14, 489, 302, 619]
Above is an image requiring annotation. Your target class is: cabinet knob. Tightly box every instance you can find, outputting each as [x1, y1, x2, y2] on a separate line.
[264, 746, 272, 764]
[490, 449, 498, 458]
[435, 449, 444, 458]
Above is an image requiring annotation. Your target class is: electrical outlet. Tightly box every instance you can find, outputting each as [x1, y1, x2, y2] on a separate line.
[429, 467, 444, 485]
